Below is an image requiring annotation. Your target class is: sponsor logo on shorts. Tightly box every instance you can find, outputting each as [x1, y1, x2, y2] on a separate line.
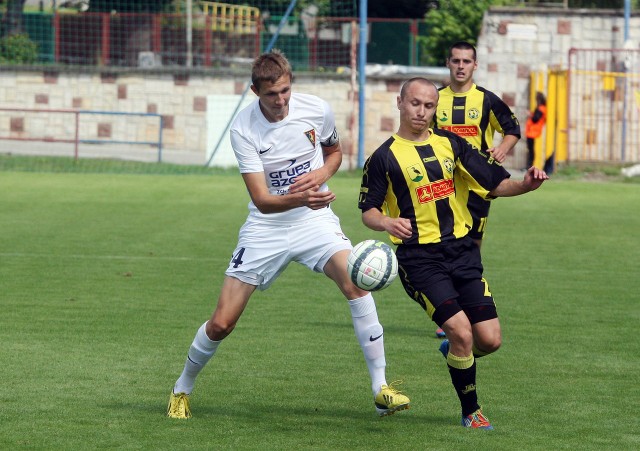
[416, 179, 454, 203]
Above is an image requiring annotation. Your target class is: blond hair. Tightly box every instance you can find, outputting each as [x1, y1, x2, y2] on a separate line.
[251, 49, 293, 91]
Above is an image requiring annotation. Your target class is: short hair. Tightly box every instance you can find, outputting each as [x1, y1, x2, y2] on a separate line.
[251, 49, 293, 91]
[448, 41, 477, 60]
[399, 77, 439, 100]
[536, 91, 547, 106]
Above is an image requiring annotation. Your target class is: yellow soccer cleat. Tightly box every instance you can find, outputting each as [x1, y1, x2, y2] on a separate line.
[167, 391, 192, 419]
[374, 382, 410, 417]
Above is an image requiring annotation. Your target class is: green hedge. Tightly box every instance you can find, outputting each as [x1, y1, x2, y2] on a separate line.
[0, 33, 38, 64]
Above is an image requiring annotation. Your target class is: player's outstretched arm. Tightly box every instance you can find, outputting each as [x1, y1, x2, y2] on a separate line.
[490, 166, 549, 197]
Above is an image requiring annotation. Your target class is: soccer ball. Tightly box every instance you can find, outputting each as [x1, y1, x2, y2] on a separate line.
[347, 240, 398, 291]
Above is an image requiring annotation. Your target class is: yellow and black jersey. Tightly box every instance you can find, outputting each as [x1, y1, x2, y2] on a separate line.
[358, 128, 510, 245]
[435, 84, 521, 151]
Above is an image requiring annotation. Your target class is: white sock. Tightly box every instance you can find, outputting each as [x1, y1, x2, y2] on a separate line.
[173, 322, 220, 395]
[348, 294, 387, 396]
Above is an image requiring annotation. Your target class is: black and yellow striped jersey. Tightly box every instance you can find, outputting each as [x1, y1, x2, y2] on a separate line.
[358, 128, 510, 245]
[435, 84, 521, 151]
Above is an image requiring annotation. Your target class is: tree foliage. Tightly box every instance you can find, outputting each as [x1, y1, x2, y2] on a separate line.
[0, 32, 38, 63]
[418, 0, 496, 66]
[417, 0, 637, 67]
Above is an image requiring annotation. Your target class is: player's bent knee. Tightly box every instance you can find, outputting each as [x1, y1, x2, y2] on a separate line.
[206, 320, 236, 341]
[474, 335, 501, 355]
[445, 327, 474, 349]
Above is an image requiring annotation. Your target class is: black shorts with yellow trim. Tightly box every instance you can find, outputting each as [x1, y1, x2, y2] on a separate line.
[396, 235, 497, 326]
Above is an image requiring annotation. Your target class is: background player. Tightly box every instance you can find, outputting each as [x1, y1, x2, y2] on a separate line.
[358, 77, 548, 429]
[166, 49, 409, 420]
[433, 40, 521, 338]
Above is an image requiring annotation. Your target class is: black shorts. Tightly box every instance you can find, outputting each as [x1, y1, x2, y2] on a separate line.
[396, 236, 497, 326]
[467, 192, 492, 241]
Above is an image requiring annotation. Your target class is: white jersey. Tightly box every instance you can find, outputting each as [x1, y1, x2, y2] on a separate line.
[230, 92, 337, 224]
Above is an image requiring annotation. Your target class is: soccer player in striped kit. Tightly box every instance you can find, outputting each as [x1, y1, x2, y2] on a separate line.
[432, 40, 522, 339]
[358, 77, 547, 429]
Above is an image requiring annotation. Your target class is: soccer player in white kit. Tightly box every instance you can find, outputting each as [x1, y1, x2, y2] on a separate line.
[167, 49, 410, 419]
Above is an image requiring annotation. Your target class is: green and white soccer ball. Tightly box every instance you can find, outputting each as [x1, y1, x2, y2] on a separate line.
[347, 240, 398, 291]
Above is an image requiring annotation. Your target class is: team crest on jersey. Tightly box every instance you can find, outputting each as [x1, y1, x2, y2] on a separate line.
[406, 164, 424, 182]
[304, 129, 316, 147]
[467, 108, 480, 120]
[438, 110, 448, 122]
[443, 158, 454, 174]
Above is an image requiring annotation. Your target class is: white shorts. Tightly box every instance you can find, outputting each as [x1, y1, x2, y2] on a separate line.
[225, 211, 353, 290]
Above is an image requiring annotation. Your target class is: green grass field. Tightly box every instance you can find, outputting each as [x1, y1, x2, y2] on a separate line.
[1, 160, 638, 450]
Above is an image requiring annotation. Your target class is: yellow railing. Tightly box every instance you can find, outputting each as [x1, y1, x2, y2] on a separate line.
[530, 69, 568, 169]
[546, 69, 567, 167]
[201, 1, 260, 34]
[532, 67, 640, 165]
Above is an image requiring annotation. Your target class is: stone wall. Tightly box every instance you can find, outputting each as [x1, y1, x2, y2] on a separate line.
[475, 6, 640, 166]
[0, 68, 427, 168]
[1, 7, 638, 168]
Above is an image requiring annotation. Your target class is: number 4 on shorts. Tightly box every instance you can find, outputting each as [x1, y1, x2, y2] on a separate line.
[231, 248, 245, 268]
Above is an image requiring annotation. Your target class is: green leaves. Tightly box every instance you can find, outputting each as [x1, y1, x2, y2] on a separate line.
[419, 0, 493, 66]
[0, 33, 38, 64]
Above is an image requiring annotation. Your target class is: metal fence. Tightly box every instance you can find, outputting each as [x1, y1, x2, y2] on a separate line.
[0, 108, 164, 161]
[532, 48, 640, 167]
[568, 48, 640, 164]
[2, 10, 427, 71]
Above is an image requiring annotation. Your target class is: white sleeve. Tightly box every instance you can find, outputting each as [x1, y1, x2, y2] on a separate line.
[319, 99, 339, 146]
[230, 128, 263, 173]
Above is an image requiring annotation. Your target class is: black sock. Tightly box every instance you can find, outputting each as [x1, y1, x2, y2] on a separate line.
[447, 357, 480, 416]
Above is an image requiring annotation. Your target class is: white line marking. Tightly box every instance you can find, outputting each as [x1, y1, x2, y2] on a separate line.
[0, 252, 218, 262]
